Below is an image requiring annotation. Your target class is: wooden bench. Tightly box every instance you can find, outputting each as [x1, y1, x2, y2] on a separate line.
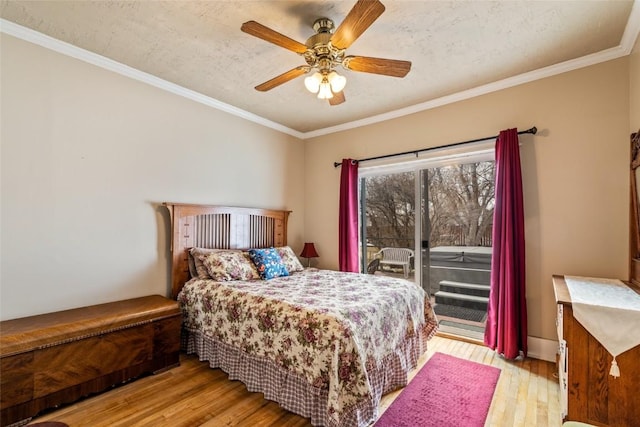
[374, 247, 415, 278]
[0, 295, 181, 426]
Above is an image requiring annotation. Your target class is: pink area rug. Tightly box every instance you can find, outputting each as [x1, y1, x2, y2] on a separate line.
[375, 352, 501, 427]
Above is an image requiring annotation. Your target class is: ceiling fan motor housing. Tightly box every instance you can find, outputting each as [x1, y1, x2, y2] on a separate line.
[304, 18, 345, 74]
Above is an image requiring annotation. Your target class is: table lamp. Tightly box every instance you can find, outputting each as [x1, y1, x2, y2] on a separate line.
[300, 242, 319, 267]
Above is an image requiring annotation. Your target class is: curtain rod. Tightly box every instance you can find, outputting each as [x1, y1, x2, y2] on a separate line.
[333, 126, 538, 168]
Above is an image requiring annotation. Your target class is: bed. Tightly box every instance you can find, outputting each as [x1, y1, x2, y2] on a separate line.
[164, 203, 438, 427]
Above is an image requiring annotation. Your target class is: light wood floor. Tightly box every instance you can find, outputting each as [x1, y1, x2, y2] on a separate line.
[30, 335, 562, 427]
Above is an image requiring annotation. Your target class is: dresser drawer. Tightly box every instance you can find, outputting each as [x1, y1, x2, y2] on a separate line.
[556, 303, 563, 342]
[557, 338, 567, 419]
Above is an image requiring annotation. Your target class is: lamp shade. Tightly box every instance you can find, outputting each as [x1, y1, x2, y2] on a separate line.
[328, 71, 346, 92]
[304, 72, 322, 93]
[317, 80, 333, 99]
[300, 242, 319, 258]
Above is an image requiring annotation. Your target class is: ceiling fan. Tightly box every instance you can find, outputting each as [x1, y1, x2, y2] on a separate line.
[241, 0, 411, 106]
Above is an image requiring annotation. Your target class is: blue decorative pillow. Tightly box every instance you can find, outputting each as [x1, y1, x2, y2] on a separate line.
[248, 248, 289, 280]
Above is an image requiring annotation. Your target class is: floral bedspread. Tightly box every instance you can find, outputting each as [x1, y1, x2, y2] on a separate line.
[178, 268, 438, 426]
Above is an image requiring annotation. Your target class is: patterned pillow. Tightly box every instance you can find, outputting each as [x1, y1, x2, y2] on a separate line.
[189, 247, 227, 279]
[248, 248, 289, 280]
[276, 246, 305, 273]
[187, 252, 198, 278]
[198, 251, 260, 281]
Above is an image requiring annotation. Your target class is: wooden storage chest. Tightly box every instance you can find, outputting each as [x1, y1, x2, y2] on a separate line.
[0, 295, 181, 426]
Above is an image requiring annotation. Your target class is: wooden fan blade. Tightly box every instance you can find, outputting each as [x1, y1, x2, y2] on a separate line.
[331, 0, 385, 50]
[329, 91, 346, 106]
[255, 66, 308, 91]
[343, 55, 411, 77]
[241, 21, 307, 54]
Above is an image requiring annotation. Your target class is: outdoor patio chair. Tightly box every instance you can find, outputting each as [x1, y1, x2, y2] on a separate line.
[374, 247, 414, 278]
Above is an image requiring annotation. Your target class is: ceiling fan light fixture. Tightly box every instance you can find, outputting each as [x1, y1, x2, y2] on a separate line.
[317, 80, 334, 99]
[242, 0, 412, 106]
[304, 72, 323, 93]
[328, 71, 346, 93]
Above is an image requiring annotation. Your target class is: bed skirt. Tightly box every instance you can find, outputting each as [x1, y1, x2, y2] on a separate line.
[182, 324, 433, 427]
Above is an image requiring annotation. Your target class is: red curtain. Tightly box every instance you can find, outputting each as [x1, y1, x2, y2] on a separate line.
[339, 159, 359, 272]
[484, 128, 528, 359]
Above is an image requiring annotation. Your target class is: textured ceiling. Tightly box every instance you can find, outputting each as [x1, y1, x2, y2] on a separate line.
[1, 1, 638, 136]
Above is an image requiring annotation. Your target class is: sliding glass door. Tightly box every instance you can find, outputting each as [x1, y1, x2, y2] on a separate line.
[425, 162, 494, 340]
[360, 171, 416, 280]
[360, 156, 495, 341]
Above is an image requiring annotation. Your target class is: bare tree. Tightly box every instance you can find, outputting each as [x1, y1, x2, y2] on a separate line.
[428, 162, 495, 247]
[365, 172, 415, 249]
[364, 161, 495, 250]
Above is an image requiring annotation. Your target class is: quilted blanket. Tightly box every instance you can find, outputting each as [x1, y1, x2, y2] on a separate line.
[178, 268, 437, 426]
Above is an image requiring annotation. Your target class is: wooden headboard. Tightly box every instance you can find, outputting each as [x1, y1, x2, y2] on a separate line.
[163, 203, 291, 298]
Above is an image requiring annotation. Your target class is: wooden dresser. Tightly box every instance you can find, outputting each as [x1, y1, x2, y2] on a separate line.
[0, 295, 181, 426]
[553, 275, 640, 427]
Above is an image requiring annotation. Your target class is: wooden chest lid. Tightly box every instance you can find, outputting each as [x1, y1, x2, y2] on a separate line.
[0, 295, 180, 357]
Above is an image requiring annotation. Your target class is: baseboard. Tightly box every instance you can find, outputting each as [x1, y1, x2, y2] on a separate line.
[527, 336, 558, 362]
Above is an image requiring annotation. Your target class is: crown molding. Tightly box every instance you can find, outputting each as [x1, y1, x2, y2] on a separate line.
[303, 44, 630, 139]
[2, 4, 639, 141]
[304, 1, 640, 139]
[0, 19, 305, 140]
[621, 0, 640, 54]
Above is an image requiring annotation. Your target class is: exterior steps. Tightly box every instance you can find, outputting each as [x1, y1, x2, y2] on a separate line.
[439, 280, 490, 297]
[434, 280, 490, 312]
[434, 291, 489, 310]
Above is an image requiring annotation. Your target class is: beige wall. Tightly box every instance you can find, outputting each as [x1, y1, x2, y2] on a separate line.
[0, 34, 305, 320]
[304, 58, 629, 341]
[1, 29, 634, 342]
[631, 36, 640, 132]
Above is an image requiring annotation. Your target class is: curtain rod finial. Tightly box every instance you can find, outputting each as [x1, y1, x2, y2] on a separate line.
[531, 126, 537, 134]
